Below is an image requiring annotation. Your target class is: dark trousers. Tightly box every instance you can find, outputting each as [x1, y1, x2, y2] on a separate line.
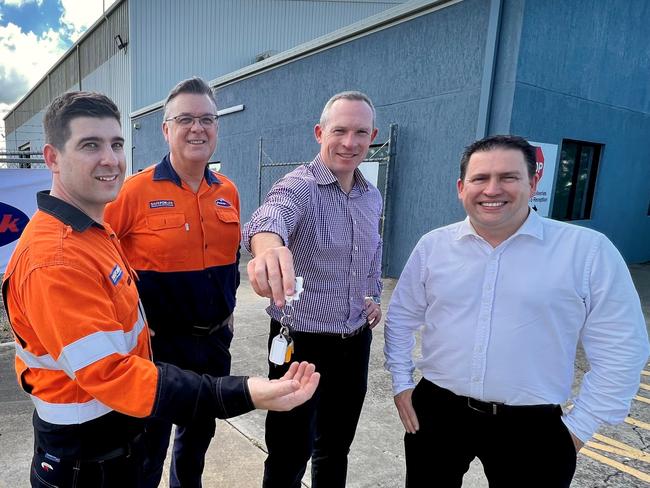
[263, 319, 372, 488]
[142, 326, 233, 488]
[405, 379, 577, 488]
[30, 442, 143, 488]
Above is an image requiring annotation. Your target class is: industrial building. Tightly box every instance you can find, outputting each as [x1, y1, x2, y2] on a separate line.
[4, 0, 649, 275]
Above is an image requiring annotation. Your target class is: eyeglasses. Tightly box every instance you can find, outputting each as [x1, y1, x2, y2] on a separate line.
[164, 114, 218, 128]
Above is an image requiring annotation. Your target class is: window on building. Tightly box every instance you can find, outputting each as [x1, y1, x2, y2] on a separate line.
[551, 139, 602, 221]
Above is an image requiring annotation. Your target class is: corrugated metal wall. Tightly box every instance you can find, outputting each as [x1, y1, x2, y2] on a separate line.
[131, 0, 405, 109]
[6, 0, 396, 168]
[82, 51, 132, 171]
[80, 1, 129, 79]
[49, 50, 80, 98]
[4, 110, 46, 152]
[80, 1, 131, 170]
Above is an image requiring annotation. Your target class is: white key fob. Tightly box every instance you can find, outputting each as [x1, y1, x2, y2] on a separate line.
[285, 276, 304, 304]
[269, 334, 288, 365]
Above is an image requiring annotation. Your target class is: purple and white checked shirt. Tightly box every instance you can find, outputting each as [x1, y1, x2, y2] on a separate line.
[243, 155, 383, 334]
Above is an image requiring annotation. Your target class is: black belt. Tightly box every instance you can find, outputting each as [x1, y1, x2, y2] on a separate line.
[297, 322, 369, 339]
[465, 397, 560, 416]
[319, 322, 369, 339]
[191, 314, 232, 337]
[426, 379, 559, 416]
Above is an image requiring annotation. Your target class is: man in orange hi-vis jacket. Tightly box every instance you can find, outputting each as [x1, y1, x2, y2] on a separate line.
[2, 91, 319, 488]
[104, 77, 241, 488]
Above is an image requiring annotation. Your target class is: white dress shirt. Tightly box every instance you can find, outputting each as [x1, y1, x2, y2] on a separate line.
[384, 209, 649, 442]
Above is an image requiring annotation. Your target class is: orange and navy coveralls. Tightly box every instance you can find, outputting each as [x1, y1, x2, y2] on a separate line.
[2, 192, 253, 487]
[104, 155, 241, 486]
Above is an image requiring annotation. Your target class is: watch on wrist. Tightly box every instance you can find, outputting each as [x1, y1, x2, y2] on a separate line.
[365, 295, 381, 305]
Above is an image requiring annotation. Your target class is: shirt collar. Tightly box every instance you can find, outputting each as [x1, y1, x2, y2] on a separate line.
[309, 154, 369, 192]
[153, 154, 221, 187]
[36, 191, 102, 232]
[456, 207, 544, 242]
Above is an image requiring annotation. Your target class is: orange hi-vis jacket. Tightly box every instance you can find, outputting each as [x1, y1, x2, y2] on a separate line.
[2, 193, 255, 459]
[105, 156, 241, 334]
[3, 193, 158, 426]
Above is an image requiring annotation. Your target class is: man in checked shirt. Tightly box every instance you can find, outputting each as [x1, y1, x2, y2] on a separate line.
[243, 91, 383, 488]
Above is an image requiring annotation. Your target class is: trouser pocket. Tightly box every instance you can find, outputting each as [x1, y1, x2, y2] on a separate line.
[31, 449, 79, 488]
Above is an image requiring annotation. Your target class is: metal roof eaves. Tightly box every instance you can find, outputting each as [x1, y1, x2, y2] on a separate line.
[130, 0, 460, 119]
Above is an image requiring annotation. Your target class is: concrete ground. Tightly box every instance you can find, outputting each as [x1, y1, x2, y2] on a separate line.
[0, 262, 649, 487]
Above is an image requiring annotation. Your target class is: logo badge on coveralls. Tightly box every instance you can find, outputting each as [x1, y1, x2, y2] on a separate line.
[110, 264, 123, 285]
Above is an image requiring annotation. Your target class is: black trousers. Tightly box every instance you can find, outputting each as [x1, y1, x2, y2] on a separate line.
[263, 319, 372, 488]
[142, 326, 233, 488]
[405, 379, 577, 488]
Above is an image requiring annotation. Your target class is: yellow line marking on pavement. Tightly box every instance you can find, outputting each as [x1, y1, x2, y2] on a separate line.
[586, 441, 650, 462]
[635, 395, 650, 405]
[640, 383, 650, 391]
[581, 448, 650, 483]
[592, 433, 643, 453]
[625, 417, 650, 431]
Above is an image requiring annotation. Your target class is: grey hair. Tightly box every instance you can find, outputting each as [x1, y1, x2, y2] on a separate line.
[319, 91, 375, 128]
[163, 77, 217, 119]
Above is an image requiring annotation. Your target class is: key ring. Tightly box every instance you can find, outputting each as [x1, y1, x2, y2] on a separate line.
[280, 303, 293, 332]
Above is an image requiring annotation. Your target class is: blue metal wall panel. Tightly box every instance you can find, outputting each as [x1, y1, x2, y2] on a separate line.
[132, 0, 650, 274]
[161, 0, 485, 277]
[509, 0, 650, 263]
[131, 0, 405, 110]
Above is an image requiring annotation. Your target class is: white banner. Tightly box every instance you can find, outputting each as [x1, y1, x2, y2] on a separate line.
[0, 169, 52, 273]
[528, 142, 559, 217]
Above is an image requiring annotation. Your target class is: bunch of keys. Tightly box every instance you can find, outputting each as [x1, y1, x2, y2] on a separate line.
[269, 277, 303, 366]
[269, 325, 294, 365]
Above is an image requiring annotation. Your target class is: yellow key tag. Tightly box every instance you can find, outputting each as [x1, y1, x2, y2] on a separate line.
[269, 334, 288, 365]
[284, 339, 294, 363]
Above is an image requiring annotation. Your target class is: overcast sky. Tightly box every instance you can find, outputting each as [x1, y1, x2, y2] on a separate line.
[0, 0, 117, 150]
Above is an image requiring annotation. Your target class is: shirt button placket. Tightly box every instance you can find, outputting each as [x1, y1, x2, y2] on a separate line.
[470, 252, 500, 398]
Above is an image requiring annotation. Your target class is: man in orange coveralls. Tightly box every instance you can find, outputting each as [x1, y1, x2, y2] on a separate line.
[104, 77, 242, 488]
[2, 90, 319, 488]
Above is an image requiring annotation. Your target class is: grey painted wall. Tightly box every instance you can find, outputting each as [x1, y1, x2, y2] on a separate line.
[508, 0, 650, 262]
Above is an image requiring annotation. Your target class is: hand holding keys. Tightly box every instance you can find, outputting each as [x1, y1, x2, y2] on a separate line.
[269, 277, 302, 365]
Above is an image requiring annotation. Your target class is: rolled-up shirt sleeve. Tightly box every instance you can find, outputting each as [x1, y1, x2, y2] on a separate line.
[562, 237, 650, 442]
[242, 176, 310, 252]
[384, 239, 429, 395]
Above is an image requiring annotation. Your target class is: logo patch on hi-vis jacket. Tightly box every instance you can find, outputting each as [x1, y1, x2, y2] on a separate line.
[149, 200, 175, 208]
[110, 264, 123, 285]
[215, 198, 231, 207]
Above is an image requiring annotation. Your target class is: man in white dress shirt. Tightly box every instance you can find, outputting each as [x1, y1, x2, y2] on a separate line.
[384, 134, 649, 487]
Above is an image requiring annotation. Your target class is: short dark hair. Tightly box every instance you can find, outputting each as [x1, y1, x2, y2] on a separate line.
[459, 135, 537, 181]
[44, 91, 121, 149]
[163, 77, 217, 118]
